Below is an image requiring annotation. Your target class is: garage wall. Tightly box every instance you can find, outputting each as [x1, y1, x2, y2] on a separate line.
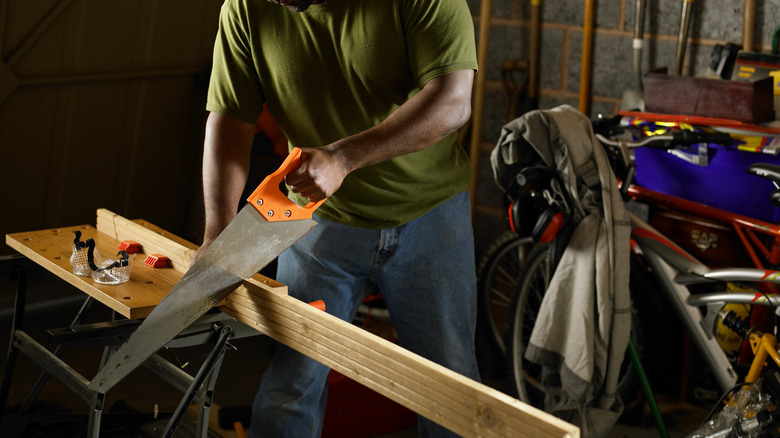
[0, 0, 222, 255]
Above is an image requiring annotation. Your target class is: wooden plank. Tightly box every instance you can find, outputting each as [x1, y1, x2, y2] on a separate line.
[6, 210, 579, 437]
[96, 208, 197, 273]
[223, 280, 578, 438]
[114, 210, 579, 435]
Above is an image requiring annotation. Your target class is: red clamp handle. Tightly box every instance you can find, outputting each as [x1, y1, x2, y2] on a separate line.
[246, 148, 326, 222]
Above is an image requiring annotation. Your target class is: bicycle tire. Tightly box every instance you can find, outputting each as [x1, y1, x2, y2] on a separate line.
[476, 231, 534, 358]
[506, 243, 642, 409]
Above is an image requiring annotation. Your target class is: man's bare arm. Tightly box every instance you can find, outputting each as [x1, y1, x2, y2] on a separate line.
[285, 69, 474, 202]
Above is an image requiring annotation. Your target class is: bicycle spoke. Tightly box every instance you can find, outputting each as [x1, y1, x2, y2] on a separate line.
[495, 265, 517, 285]
[528, 281, 546, 308]
[477, 234, 533, 362]
[489, 288, 512, 306]
[523, 372, 547, 394]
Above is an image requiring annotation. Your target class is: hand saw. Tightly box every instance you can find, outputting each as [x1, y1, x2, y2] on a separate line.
[89, 147, 324, 392]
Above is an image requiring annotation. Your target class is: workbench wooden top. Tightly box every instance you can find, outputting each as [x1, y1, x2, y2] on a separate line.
[5, 209, 286, 319]
[7, 224, 180, 319]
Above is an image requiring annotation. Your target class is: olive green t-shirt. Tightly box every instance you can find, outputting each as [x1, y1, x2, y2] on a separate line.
[207, 0, 477, 228]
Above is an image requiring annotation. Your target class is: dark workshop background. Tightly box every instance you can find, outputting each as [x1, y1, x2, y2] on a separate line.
[1, 0, 778, 267]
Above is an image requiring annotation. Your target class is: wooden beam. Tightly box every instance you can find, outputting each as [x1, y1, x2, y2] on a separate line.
[5, 0, 75, 67]
[96, 208, 197, 273]
[579, 0, 595, 115]
[0, 61, 20, 111]
[122, 210, 576, 437]
[19, 66, 205, 86]
[224, 282, 578, 437]
[742, 0, 755, 52]
[469, 0, 493, 214]
[6, 210, 579, 437]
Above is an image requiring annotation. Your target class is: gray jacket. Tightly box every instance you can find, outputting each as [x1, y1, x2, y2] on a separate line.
[491, 105, 632, 437]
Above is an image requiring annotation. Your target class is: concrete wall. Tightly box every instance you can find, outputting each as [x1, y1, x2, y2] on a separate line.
[467, 0, 780, 259]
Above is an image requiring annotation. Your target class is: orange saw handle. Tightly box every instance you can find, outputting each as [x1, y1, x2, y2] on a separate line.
[247, 147, 326, 222]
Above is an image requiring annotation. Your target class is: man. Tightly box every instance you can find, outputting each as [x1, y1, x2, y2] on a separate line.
[199, 0, 479, 436]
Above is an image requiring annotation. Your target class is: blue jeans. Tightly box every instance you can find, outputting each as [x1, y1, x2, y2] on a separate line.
[249, 191, 480, 437]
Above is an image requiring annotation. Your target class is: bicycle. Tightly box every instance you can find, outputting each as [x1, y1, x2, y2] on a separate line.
[495, 108, 780, 435]
[476, 231, 532, 362]
[687, 305, 780, 437]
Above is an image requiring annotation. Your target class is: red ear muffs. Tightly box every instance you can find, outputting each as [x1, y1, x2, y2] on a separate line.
[508, 202, 519, 234]
[533, 206, 565, 243]
[506, 164, 572, 243]
[509, 195, 566, 243]
[508, 197, 538, 236]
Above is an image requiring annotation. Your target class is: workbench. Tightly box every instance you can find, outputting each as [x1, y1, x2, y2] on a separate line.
[2, 209, 579, 438]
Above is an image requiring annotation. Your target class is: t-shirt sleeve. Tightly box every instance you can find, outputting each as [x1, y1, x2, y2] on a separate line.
[402, 0, 478, 88]
[206, 0, 265, 124]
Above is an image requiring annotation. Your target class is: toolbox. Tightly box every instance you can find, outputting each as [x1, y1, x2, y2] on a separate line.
[642, 68, 775, 124]
[635, 142, 780, 224]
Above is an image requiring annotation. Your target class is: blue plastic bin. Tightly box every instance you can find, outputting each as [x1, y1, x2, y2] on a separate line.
[634, 144, 780, 223]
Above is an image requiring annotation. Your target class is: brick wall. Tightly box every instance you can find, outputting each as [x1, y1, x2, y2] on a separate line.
[468, 0, 780, 259]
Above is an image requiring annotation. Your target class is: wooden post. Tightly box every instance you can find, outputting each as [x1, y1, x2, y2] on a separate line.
[743, 0, 755, 52]
[529, 0, 541, 100]
[579, 0, 594, 115]
[469, 0, 492, 214]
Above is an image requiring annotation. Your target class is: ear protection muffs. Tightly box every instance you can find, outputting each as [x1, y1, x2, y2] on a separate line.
[508, 193, 565, 243]
[506, 165, 572, 243]
[532, 203, 566, 243]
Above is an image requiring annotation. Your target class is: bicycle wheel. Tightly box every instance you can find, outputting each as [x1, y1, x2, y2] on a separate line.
[476, 231, 534, 357]
[505, 243, 553, 406]
[506, 243, 641, 409]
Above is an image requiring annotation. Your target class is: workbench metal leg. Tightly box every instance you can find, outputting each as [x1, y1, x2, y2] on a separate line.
[19, 296, 96, 412]
[0, 267, 27, 418]
[195, 343, 228, 438]
[94, 310, 121, 377]
[162, 324, 234, 438]
[87, 391, 105, 438]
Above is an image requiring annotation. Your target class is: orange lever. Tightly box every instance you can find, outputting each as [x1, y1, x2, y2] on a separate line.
[118, 240, 141, 254]
[308, 300, 326, 312]
[246, 147, 326, 222]
[144, 254, 169, 268]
